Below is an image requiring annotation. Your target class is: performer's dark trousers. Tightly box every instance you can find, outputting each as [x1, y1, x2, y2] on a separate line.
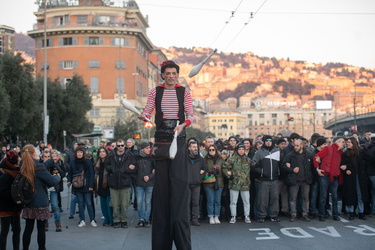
[152, 138, 191, 250]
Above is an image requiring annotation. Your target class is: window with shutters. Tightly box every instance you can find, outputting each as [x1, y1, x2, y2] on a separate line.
[77, 16, 87, 24]
[83, 37, 104, 46]
[111, 37, 130, 46]
[38, 39, 53, 48]
[89, 60, 100, 68]
[60, 77, 72, 89]
[59, 60, 78, 70]
[115, 61, 125, 69]
[41, 62, 49, 70]
[90, 109, 100, 118]
[116, 77, 124, 93]
[63, 38, 73, 45]
[53, 15, 70, 26]
[90, 77, 99, 93]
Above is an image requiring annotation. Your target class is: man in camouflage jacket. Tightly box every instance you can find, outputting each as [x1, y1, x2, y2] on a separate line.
[223, 144, 251, 224]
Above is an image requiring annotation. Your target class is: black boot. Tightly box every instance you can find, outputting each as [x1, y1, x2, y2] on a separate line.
[349, 212, 354, 220]
[359, 213, 367, 220]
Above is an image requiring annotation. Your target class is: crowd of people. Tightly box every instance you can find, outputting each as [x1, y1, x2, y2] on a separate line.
[1, 131, 375, 249]
[1, 57, 375, 250]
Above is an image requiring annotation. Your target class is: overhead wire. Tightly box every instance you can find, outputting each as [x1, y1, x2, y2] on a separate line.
[223, 0, 268, 51]
[137, 2, 375, 15]
[209, 0, 244, 48]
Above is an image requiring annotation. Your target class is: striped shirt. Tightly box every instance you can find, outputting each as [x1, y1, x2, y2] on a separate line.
[143, 84, 194, 126]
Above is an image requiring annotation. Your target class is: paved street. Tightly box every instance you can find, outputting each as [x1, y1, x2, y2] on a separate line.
[8, 186, 375, 250]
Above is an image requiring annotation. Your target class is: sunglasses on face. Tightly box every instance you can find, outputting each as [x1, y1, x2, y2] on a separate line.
[117, 145, 125, 147]
[209, 149, 216, 152]
[266, 139, 272, 142]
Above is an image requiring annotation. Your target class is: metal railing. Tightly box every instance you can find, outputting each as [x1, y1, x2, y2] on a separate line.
[32, 21, 146, 33]
[37, 0, 139, 10]
[326, 107, 375, 126]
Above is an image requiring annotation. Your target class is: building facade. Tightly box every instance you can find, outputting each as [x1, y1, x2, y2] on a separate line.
[28, 0, 156, 130]
[0, 25, 15, 54]
[205, 108, 248, 139]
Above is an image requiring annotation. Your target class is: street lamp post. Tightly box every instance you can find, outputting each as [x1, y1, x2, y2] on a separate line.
[43, 0, 48, 144]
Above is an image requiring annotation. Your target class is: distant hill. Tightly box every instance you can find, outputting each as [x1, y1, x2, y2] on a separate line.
[15, 33, 35, 58]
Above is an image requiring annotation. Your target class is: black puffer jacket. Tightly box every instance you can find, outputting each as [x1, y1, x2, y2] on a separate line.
[0, 160, 23, 216]
[364, 141, 375, 176]
[134, 153, 155, 187]
[281, 150, 313, 186]
[105, 149, 138, 189]
[188, 154, 206, 187]
[251, 147, 280, 181]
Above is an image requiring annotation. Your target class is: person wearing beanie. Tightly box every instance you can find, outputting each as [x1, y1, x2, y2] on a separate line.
[223, 144, 251, 224]
[134, 142, 155, 228]
[251, 135, 281, 223]
[307, 137, 327, 219]
[0, 150, 22, 250]
[138, 60, 194, 250]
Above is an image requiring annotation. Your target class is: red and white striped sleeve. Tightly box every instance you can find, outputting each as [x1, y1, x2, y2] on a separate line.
[183, 88, 194, 127]
[143, 88, 156, 120]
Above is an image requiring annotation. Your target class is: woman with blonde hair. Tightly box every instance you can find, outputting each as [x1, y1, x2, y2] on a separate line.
[21, 144, 60, 250]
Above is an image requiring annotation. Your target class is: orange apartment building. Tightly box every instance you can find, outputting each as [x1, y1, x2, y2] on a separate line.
[27, 0, 164, 131]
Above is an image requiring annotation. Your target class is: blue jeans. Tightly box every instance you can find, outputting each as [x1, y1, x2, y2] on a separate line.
[309, 180, 319, 215]
[135, 186, 153, 221]
[100, 195, 113, 225]
[50, 191, 61, 222]
[319, 175, 338, 216]
[76, 192, 95, 222]
[204, 187, 223, 217]
[70, 193, 78, 216]
[369, 176, 375, 214]
[347, 175, 364, 213]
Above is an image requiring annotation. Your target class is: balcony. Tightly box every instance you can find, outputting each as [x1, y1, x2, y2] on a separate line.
[37, 0, 139, 11]
[33, 19, 146, 33]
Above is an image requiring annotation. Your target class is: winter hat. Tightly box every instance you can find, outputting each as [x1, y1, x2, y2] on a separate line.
[140, 142, 150, 149]
[276, 138, 286, 145]
[262, 135, 273, 143]
[6, 150, 19, 165]
[316, 138, 327, 147]
[255, 140, 263, 145]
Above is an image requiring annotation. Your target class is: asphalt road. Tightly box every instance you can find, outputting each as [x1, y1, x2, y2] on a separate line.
[7, 186, 375, 250]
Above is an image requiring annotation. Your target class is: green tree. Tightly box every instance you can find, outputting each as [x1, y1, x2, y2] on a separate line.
[0, 61, 11, 140]
[0, 51, 41, 144]
[48, 75, 93, 150]
[113, 116, 143, 141]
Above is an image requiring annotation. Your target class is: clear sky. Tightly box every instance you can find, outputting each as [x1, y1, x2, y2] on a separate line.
[1, 0, 374, 69]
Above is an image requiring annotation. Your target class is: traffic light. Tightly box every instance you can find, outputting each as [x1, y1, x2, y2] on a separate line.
[287, 117, 294, 121]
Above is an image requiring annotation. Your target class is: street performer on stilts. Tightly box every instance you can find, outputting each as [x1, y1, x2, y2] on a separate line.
[138, 60, 194, 250]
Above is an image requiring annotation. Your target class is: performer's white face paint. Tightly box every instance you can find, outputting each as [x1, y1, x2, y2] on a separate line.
[162, 68, 179, 89]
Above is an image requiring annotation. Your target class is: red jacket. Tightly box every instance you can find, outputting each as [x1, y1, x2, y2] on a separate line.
[313, 143, 343, 183]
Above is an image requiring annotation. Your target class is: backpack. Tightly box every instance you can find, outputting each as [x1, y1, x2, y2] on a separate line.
[11, 173, 36, 206]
